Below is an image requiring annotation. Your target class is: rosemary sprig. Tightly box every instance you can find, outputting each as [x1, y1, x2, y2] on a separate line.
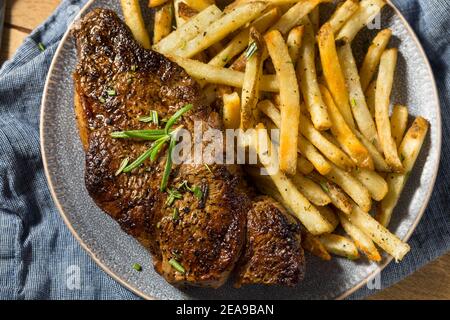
[164, 104, 193, 134]
[169, 258, 185, 274]
[245, 41, 258, 60]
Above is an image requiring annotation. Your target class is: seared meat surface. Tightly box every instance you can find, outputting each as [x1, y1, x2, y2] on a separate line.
[72, 8, 304, 288]
[235, 196, 305, 287]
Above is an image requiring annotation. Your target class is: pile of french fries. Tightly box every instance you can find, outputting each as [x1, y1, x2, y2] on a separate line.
[121, 0, 430, 263]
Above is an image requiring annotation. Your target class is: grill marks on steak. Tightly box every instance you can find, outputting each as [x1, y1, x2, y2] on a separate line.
[72, 8, 304, 288]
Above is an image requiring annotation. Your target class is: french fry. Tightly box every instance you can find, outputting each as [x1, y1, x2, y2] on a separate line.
[309, 6, 320, 34]
[253, 123, 335, 235]
[326, 164, 372, 212]
[148, 0, 169, 8]
[154, 5, 222, 54]
[286, 26, 304, 66]
[241, 28, 264, 130]
[208, 8, 280, 67]
[352, 168, 388, 201]
[317, 206, 339, 231]
[174, 2, 268, 58]
[309, 172, 354, 215]
[365, 80, 377, 117]
[265, 30, 301, 175]
[359, 29, 392, 92]
[290, 173, 332, 207]
[320, 84, 374, 170]
[169, 55, 279, 92]
[318, 23, 356, 129]
[391, 105, 409, 148]
[298, 156, 315, 175]
[177, 2, 199, 21]
[302, 232, 332, 261]
[120, 0, 152, 49]
[338, 43, 380, 149]
[377, 117, 429, 227]
[297, 17, 332, 131]
[348, 204, 410, 261]
[153, 2, 173, 44]
[356, 131, 391, 172]
[223, 92, 241, 129]
[318, 234, 360, 260]
[269, 0, 331, 36]
[174, 0, 188, 26]
[327, 0, 359, 34]
[336, 0, 387, 43]
[338, 212, 382, 262]
[184, 0, 215, 11]
[203, 84, 219, 105]
[375, 48, 404, 172]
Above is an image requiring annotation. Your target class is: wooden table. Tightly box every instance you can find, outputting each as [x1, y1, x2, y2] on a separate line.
[1, 0, 449, 300]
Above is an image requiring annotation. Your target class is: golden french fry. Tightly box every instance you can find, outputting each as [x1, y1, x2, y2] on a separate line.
[298, 156, 315, 175]
[302, 232, 332, 261]
[318, 23, 356, 129]
[320, 84, 374, 170]
[265, 30, 301, 175]
[184, 0, 215, 11]
[286, 25, 304, 65]
[352, 168, 388, 201]
[174, 2, 268, 58]
[153, 2, 173, 44]
[177, 2, 199, 21]
[252, 124, 334, 235]
[318, 234, 360, 260]
[327, 0, 359, 34]
[120, 0, 152, 49]
[154, 5, 222, 54]
[391, 105, 409, 148]
[298, 137, 332, 175]
[309, 6, 320, 34]
[241, 28, 264, 130]
[148, 0, 168, 7]
[338, 212, 382, 262]
[173, 0, 188, 26]
[208, 8, 280, 67]
[365, 80, 377, 118]
[290, 173, 332, 207]
[336, 0, 387, 43]
[326, 164, 372, 212]
[375, 48, 404, 172]
[348, 204, 410, 261]
[317, 206, 339, 231]
[338, 43, 380, 149]
[377, 117, 429, 227]
[223, 92, 241, 129]
[360, 29, 392, 91]
[355, 131, 390, 172]
[169, 55, 279, 91]
[297, 17, 332, 130]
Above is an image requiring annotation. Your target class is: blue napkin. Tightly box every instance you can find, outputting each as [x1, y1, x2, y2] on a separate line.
[0, 0, 448, 300]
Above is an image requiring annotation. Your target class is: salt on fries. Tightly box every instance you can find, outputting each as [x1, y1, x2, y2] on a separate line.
[120, 0, 429, 264]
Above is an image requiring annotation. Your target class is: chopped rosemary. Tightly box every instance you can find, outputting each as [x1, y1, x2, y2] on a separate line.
[38, 42, 45, 52]
[245, 41, 258, 60]
[98, 97, 106, 104]
[351, 98, 357, 108]
[169, 258, 185, 274]
[172, 208, 179, 220]
[132, 263, 142, 272]
[161, 135, 177, 191]
[131, 65, 138, 72]
[166, 188, 182, 206]
[177, 180, 202, 199]
[204, 164, 213, 174]
[138, 110, 159, 125]
[107, 89, 116, 96]
[192, 186, 203, 199]
[115, 157, 129, 176]
[164, 104, 193, 134]
[319, 182, 329, 193]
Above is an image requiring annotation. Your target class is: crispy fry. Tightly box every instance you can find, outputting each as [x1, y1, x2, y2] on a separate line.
[302, 232, 332, 261]
[359, 29, 392, 91]
[352, 168, 388, 201]
[223, 92, 241, 129]
[286, 26, 304, 66]
[297, 18, 332, 130]
[253, 123, 334, 235]
[154, 5, 222, 54]
[174, 0, 187, 26]
[377, 117, 429, 227]
[298, 156, 315, 175]
[177, 2, 199, 21]
[148, 0, 169, 8]
[327, 0, 359, 34]
[356, 131, 391, 172]
[318, 23, 356, 129]
[174, 2, 268, 58]
[326, 164, 372, 213]
[265, 30, 301, 174]
[317, 206, 339, 231]
[169, 55, 279, 91]
[318, 234, 360, 260]
[375, 48, 404, 172]
[153, 2, 173, 44]
[338, 43, 379, 149]
[320, 84, 374, 170]
[338, 212, 382, 262]
[120, 0, 152, 49]
[365, 80, 377, 118]
[184, 0, 215, 11]
[336, 0, 387, 43]
[290, 173, 332, 207]
[309, 6, 320, 34]
[391, 105, 409, 148]
[348, 204, 410, 261]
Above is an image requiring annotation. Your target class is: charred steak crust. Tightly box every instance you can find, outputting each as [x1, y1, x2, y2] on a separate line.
[235, 196, 305, 287]
[72, 8, 251, 288]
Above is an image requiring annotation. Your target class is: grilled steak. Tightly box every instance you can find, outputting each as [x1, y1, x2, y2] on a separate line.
[72, 8, 304, 289]
[235, 196, 304, 287]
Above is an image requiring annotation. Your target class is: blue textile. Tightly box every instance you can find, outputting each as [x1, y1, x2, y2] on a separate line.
[0, 0, 448, 300]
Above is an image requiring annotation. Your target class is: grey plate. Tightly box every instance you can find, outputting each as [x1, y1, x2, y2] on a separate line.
[40, 0, 442, 300]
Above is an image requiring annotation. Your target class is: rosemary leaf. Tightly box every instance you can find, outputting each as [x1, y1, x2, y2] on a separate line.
[164, 104, 193, 134]
[115, 157, 129, 176]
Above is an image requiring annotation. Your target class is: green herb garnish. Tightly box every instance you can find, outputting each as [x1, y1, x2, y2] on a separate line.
[131, 65, 138, 72]
[107, 89, 116, 96]
[244, 41, 258, 60]
[172, 208, 179, 220]
[166, 188, 182, 206]
[132, 263, 142, 272]
[192, 186, 203, 199]
[99, 97, 106, 104]
[38, 43, 45, 52]
[204, 164, 213, 174]
[177, 180, 202, 199]
[168, 258, 185, 274]
[115, 157, 129, 176]
[351, 98, 357, 108]
[319, 182, 329, 193]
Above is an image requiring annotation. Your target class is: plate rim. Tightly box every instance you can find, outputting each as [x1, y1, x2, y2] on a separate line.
[39, 0, 442, 300]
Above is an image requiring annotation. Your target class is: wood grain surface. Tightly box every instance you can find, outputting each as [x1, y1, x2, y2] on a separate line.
[1, 0, 448, 300]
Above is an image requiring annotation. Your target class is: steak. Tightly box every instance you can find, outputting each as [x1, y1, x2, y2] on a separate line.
[72, 8, 304, 288]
